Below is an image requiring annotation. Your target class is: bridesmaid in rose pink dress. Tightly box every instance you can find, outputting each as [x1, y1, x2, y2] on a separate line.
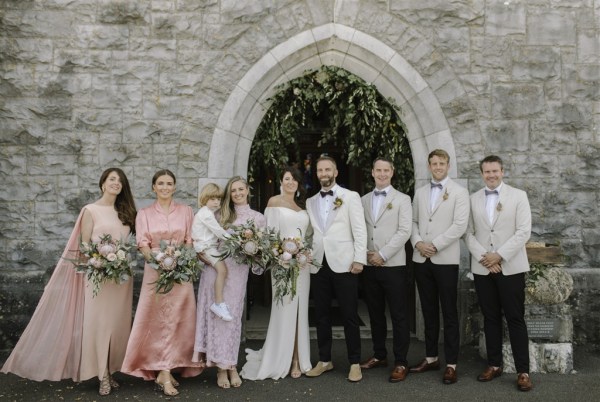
[194, 176, 266, 389]
[121, 169, 203, 396]
[2, 168, 137, 397]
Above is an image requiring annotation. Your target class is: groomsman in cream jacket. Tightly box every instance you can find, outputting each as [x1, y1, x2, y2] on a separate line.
[409, 149, 469, 385]
[359, 158, 412, 383]
[464, 155, 533, 392]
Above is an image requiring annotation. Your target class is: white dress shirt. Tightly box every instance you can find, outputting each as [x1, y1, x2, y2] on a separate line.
[318, 184, 339, 229]
[372, 185, 391, 220]
[485, 182, 503, 225]
[430, 176, 449, 213]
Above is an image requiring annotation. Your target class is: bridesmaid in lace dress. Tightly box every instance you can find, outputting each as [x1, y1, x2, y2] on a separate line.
[2, 168, 137, 396]
[240, 167, 313, 380]
[121, 169, 202, 396]
[194, 176, 266, 389]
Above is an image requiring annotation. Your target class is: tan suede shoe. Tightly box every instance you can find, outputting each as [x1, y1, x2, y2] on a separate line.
[305, 361, 334, 377]
[348, 364, 362, 382]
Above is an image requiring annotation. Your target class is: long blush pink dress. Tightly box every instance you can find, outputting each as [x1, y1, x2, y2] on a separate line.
[2, 203, 132, 382]
[121, 201, 203, 380]
[194, 204, 266, 369]
[80, 204, 133, 381]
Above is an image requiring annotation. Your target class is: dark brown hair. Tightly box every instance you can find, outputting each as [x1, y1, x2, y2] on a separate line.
[99, 168, 137, 231]
[479, 155, 503, 172]
[282, 166, 307, 209]
[152, 169, 176, 186]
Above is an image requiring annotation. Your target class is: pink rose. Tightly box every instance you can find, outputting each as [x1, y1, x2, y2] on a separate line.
[98, 243, 116, 256]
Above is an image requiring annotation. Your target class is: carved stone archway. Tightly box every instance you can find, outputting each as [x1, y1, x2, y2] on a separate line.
[201, 23, 468, 192]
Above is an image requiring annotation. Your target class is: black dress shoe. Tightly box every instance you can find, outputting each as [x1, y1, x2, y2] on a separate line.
[359, 357, 388, 369]
[409, 358, 440, 373]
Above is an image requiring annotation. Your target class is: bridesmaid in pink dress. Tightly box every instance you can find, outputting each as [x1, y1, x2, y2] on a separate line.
[2, 168, 137, 397]
[121, 169, 203, 396]
[194, 176, 266, 389]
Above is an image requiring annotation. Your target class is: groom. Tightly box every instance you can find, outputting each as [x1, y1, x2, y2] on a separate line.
[305, 155, 367, 382]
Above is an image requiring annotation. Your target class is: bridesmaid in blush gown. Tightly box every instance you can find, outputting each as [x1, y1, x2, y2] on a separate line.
[2, 168, 137, 397]
[121, 169, 203, 396]
[194, 176, 266, 389]
[240, 167, 313, 380]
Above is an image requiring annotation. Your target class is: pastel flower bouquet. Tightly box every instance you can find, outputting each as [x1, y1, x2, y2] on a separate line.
[73, 234, 137, 297]
[216, 219, 279, 275]
[147, 240, 203, 294]
[270, 231, 319, 304]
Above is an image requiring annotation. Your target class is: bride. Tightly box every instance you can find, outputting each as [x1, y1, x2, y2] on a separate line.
[240, 167, 313, 380]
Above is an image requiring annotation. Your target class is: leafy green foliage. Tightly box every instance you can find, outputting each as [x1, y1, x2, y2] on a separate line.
[249, 66, 414, 193]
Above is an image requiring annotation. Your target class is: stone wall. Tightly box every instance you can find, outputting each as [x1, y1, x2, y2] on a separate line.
[1, 0, 599, 350]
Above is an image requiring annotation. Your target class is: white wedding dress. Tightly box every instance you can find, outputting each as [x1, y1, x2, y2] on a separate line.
[240, 207, 312, 380]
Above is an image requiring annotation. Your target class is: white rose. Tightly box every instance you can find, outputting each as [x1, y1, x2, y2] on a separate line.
[116, 250, 126, 260]
[281, 251, 292, 261]
[106, 253, 117, 262]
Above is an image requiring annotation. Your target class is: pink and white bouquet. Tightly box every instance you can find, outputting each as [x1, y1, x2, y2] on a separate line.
[216, 219, 279, 275]
[270, 230, 319, 304]
[73, 234, 137, 297]
[147, 240, 203, 294]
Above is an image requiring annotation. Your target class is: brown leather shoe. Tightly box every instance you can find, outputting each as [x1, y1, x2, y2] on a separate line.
[389, 365, 408, 383]
[442, 367, 457, 384]
[359, 357, 388, 369]
[477, 366, 503, 382]
[517, 373, 533, 391]
[409, 358, 440, 373]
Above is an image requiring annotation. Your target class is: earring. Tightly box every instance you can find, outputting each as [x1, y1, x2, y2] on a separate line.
[296, 190, 300, 198]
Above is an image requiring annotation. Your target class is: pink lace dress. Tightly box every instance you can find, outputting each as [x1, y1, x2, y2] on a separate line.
[194, 204, 266, 369]
[121, 201, 203, 380]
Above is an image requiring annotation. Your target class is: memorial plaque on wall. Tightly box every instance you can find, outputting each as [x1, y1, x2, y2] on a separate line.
[527, 318, 560, 339]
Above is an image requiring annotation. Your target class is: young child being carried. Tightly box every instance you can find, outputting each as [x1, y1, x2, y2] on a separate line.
[192, 183, 232, 322]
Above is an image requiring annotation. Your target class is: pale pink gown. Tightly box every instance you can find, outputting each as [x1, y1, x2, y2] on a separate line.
[121, 201, 203, 380]
[194, 204, 266, 369]
[2, 203, 132, 382]
[80, 204, 133, 381]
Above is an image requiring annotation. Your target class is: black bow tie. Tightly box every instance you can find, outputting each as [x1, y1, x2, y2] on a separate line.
[374, 190, 387, 196]
[485, 189, 499, 196]
[430, 182, 443, 189]
[320, 190, 334, 198]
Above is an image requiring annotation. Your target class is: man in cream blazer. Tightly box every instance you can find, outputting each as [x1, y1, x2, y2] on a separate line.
[409, 149, 469, 385]
[464, 155, 533, 392]
[359, 158, 412, 383]
[305, 156, 367, 382]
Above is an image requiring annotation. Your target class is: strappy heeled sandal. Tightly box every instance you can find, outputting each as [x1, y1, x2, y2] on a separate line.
[155, 371, 179, 396]
[290, 359, 302, 378]
[108, 374, 120, 389]
[99, 374, 111, 396]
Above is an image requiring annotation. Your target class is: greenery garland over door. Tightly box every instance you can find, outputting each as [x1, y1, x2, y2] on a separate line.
[249, 65, 414, 193]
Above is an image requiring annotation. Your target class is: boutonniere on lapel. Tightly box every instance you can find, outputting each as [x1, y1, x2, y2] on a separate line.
[333, 197, 343, 210]
[496, 202, 503, 212]
[386, 202, 393, 210]
[442, 190, 449, 201]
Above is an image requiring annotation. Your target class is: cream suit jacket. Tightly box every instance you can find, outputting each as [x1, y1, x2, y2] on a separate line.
[306, 187, 367, 273]
[361, 187, 412, 267]
[464, 183, 531, 276]
[411, 178, 470, 265]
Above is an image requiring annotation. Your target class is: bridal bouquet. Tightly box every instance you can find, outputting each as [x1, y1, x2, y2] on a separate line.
[74, 234, 137, 297]
[270, 231, 319, 304]
[147, 240, 203, 294]
[216, 219, 278, 275]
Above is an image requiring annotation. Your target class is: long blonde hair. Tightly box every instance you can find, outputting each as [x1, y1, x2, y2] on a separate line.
[219, 176, 250, 227]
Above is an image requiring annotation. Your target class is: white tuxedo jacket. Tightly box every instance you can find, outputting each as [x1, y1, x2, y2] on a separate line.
[465, 183, 531, 276]
[361, 187, 412, 267]
[306, 187, 367, 273]
[411, 178, 470, 265]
